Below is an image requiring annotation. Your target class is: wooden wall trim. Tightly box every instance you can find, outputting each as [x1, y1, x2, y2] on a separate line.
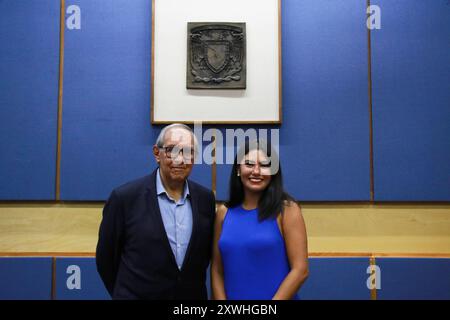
[55, 0, 66, 201]
[1, 252, 450, 258]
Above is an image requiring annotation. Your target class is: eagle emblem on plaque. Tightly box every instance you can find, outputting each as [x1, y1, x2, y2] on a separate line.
[187, 23, 246, 89]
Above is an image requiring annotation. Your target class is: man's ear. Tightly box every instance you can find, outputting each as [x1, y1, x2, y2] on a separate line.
[152, 145, 161, 163]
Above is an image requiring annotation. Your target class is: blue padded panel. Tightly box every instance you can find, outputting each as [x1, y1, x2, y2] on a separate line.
[55, 257, 110, 300]
[215, 125, 244, 202]
[216, 162, 233, 202]
[190, 127, 214, 193]
[60, 0, 154, 200]
[60, 0, 211, 200]
[376, 258, 450, 300]
[299, 257, 371, 300]
[280, 0, 370, 200]
[372, 0, 450, 200]
[0, 257, 52, 300]
[0, 1, 59, 200]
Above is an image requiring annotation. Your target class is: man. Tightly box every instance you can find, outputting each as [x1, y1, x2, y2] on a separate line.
[96, 123, 215, 299]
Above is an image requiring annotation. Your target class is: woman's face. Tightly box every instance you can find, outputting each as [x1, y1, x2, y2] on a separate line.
[238, 149, 272, 194]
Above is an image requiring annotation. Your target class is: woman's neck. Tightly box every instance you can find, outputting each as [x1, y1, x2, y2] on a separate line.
[242, 191, 261, 210]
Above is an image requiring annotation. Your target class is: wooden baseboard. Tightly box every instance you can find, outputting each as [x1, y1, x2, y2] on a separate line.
[1, 252, 450, 258]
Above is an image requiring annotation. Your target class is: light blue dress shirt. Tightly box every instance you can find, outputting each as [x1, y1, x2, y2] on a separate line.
[156, 169, 193, 270]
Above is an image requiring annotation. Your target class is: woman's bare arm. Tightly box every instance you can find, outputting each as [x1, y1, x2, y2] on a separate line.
[273, 202, 309, 300]
[211, 204, 228, 300]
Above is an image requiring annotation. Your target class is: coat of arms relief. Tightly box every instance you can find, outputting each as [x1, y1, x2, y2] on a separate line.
[187, 23, 246, 89]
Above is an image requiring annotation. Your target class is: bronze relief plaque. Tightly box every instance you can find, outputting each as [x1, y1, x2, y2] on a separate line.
[187, 22, 246, 89]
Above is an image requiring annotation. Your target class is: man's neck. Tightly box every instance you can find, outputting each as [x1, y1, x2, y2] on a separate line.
[159, 171, 185, 201]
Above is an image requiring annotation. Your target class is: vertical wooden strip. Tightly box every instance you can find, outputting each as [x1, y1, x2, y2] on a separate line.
[370, 256, 377, 300]
[51, 256, 57, 300]
[150, 0, 156, 124]
[367, 0, 375, 202]
[212, 128, 217, 197]
[278, 0, 283, 124]
[55, 0, 65, 201]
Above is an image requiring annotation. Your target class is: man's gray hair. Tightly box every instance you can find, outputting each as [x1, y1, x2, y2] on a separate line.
[155, 123, 199, 153]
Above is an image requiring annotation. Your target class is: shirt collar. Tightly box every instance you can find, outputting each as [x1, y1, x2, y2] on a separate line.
[156, 168, 190, 201]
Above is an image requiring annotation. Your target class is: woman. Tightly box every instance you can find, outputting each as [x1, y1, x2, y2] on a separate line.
[211, 139, 309, 300]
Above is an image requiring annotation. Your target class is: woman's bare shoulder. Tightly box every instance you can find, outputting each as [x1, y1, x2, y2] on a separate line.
[283, 199, 301, 209]
[216, 203, 229, 221]
[282, 200, 302, 217]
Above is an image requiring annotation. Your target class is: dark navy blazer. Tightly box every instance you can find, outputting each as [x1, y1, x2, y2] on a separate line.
[96, 169, 215, 299]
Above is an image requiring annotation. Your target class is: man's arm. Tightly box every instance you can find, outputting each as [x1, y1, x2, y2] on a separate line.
[96, 190, 125, 297]
[208, 191, 216, 256]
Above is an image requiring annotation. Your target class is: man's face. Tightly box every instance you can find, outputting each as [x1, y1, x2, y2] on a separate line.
[153, 128, 195, 184]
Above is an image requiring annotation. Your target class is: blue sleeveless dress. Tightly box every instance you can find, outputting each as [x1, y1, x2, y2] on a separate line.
[218, 205, 298, 300]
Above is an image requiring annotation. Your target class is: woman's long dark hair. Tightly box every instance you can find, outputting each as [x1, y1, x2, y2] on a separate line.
[225, 139, 294, 221]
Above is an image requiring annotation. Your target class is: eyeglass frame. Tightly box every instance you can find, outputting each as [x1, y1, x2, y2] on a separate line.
[158, 144, 195, 161]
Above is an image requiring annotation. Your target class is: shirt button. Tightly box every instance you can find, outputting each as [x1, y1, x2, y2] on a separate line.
[177, 244, 181, 248]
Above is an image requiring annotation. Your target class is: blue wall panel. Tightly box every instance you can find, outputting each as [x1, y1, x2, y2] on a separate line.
[376, 258, 450, 300]
[215, 126, 233, 202]
[216, 161, 233, 201]
[0, 0, 59, 200]
[280, 0, 371, 201]
[1, 257, 449, 299]
[372, 0, 450, 201]
[191, 126, 214, 193]
[299, 257, 371, 300]
[0, 257, 52, 300]
[55, 257, 110, 300]
[60, 0, 154, 200]
[60, 0, 211, 200]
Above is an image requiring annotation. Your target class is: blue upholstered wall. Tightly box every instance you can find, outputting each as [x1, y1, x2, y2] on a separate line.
[1, 256, 449, 300]
[0, 1, 60, 200]
[0, 257, 53, 300]
[1, 1, 448, 301]
[371, 0, 450, 201]
[1, 0, 448, 201]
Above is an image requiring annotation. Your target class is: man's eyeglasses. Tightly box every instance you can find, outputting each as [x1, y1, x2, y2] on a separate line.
[159, 145, 195, 160]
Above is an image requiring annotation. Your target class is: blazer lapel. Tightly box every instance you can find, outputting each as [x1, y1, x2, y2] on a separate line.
[181, 180, 199, 270]
[145, 169, 179, 268]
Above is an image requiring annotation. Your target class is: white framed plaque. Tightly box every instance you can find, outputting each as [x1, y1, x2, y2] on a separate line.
[151, 0, 282, 124]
